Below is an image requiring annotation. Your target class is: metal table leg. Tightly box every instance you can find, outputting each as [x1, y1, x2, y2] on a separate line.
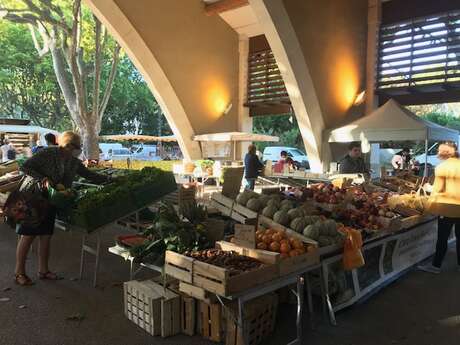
[79, 234, 86, 280]
[288, 275, 304, 345]
[93, 231, 102, 287]
[305, 272, 315, 329]
[320, 264, 336, 326]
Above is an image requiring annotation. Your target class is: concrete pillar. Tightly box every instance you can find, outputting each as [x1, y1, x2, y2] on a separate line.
[238, 35, 253, 160]
[365, 0, 382, 115]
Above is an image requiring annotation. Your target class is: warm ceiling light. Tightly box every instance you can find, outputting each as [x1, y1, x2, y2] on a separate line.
[354, 91, 366, 106]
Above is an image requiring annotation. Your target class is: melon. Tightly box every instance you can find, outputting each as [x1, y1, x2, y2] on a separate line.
[258, 194, 271, 207]
[262, 205, 278, 218]
[280, 199, 294, 209]
[323, 219, 338, 236]
[303, 224, 320, 240]
[290, 217, 309, 233]
[266, 199, 280, 208]
[273, 210, 290, 226]
[287, 208, 302, 221]
[236, 191, 252, 206]
[318, 236, 333, 247]
[281, 204, 293, 212]
[246, 198, 262, 212]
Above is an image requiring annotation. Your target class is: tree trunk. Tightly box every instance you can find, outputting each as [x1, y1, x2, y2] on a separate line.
[81, 118, 100, 160]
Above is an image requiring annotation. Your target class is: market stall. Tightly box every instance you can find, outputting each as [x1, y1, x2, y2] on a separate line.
[327, 99, 459, 177]
[193, 131, 279, 160]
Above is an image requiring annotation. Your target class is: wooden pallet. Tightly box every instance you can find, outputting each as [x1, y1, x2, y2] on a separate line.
[123, 279, 181, 338]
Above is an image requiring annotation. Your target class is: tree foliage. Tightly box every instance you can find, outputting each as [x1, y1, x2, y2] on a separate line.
[253, 114, 304, 152]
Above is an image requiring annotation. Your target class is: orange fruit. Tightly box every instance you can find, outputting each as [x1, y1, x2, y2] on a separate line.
[280, 243, 291, 254]
[265, 229, 274, 236]
[262, 235, 272, 245]
[269, 241, 281, 252]
[289, 249, 299, 257]
[257, 242, 268, 250]
[291, 239, 303, 250]
[276, 230, 286, 238]
[280, 239, 289, 246]
[256, 230, 264, 237]
[297, 246, 306, 254]
[272, 233, 283, 242]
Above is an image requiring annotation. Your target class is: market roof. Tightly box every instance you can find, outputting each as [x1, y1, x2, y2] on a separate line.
[99, 134, 177, 142]
[193, 131, 279, 142]
[327, 99, 459, 143]
[0, 124, 59, 135]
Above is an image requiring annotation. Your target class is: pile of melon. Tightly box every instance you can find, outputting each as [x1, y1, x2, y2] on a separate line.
[302, 219, 346, 247]
[235, 191, 294, 215]
[255, 228, 315, 258]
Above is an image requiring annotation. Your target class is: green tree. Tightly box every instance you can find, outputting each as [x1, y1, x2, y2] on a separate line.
[253, 114, 304, 152]
[0, 21, 71, 130]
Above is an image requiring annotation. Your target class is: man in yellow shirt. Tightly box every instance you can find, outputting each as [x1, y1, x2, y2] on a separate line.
[419, 142, 460, 274]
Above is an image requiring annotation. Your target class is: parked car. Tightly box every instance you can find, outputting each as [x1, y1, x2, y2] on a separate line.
[262, 146, 309, 169]
[99, 143, 123, 160]
[132, 145, 161, 161]
[106, 148, 132, 161]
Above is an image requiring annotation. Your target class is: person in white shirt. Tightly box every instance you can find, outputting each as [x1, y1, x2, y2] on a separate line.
[0, 139, 15, 162]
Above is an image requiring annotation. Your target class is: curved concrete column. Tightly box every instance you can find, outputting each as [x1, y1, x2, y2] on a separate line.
[85, 0, 240, 161]
[249, 0, 327, 172]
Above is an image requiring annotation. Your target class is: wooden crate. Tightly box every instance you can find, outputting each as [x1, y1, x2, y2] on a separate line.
[0, 161, 18, 176]
[199, 300, 222, 342]
[165, 250, 278, 297]
[216, 241, 320, 277]
[179, 281, 214, 303]
[123, 280, 181, 338]
[258, 216, 318, 246]
[165, 251, 194, 283]
[225, 293, 278, 345]
[180, 295, 196, 336]
[378, 215, 402, 233]
[210, 193, 257, 225]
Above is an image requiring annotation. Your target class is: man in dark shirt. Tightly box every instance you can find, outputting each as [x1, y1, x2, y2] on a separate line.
[339, 141, 369, 174]
[244, 144, 264, 190]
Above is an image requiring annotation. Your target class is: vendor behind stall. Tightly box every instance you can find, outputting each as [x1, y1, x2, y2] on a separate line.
[339, 142, 369, 174]
[391, 148, 411, 170]
[244, 144, 264, 190]
[9, 131, 109, 286]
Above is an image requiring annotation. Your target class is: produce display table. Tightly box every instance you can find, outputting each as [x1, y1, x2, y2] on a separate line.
[320, 216, 437, 325]
[219, 263, 322, 345]
[108, 244, 163, 279]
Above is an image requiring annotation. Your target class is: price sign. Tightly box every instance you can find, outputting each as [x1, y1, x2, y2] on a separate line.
[234, 224, 256, 249]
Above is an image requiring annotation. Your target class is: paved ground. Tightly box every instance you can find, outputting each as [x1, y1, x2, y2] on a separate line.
[0, 223, 459, 345]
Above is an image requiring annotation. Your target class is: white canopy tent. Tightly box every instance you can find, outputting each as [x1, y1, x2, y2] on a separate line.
[328, 99, 458, 143]
[193, 132, 279, 160]
[99, 134, 177, 142]
[327, 99, 459, 177]
[0, 125, 59, 136]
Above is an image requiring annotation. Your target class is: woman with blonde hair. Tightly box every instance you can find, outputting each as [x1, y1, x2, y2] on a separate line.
[419, 142, 460, 274]
[11, 131, 108, 286]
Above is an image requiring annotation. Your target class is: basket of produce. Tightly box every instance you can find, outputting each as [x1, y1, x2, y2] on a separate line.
[165, 248, 278, 296]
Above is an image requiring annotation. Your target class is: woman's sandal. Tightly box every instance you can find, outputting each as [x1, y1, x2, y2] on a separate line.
[15, 274, 34, 286]
[38, 271, 62, 280]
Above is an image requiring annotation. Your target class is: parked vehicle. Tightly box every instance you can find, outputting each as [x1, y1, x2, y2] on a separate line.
[132, 144, 161, 161]
[106, 148, 132, 161]
[262, 146, 309, 169]
[99, 143, 123, 160]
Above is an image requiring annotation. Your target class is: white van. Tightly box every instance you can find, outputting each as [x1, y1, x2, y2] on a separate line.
[262, 146, 309, 169]
[99, 143, 123, 160]
[132, 145, 160, 161]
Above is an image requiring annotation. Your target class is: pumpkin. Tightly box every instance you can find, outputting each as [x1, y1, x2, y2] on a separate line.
[287, 208, 302, 221]
[236, 191, 252, 206]
[262, 205, 278, 218]
[290, 217, 309, 233]
[246, 198, 262, 212]
[273, 210, 290, 226]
